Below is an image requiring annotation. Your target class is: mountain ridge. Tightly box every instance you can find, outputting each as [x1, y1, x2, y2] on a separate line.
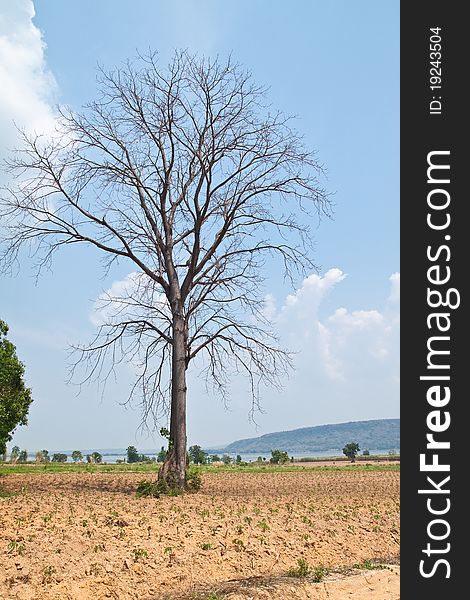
[219, 418, 399, 453]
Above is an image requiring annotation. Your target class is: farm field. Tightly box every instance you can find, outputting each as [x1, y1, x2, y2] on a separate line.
[0, 465, 399, 600]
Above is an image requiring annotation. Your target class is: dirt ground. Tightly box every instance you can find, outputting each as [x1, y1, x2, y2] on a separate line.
[0, 469, 399, 600]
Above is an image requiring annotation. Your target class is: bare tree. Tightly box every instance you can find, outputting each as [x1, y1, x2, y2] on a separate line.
[0, 51, 330, 488]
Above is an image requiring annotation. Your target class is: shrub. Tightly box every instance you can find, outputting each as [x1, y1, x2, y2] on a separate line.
[288, 558, 310, 578]
[186, 467, 202, 492]
[136, 480, 161, 498]
[312, 565, 330, 582]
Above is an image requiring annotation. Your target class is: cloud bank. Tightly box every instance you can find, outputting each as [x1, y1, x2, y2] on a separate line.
[0, 0, 57, 145]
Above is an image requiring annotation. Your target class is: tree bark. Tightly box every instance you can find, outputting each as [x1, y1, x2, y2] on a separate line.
[158, 313, 188, 489]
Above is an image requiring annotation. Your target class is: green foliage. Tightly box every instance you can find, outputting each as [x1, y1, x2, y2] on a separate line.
[343, 442, 360, 461]
[0, 320, 33, 455]
[135, 480, 161, 498]
[42, 565, 56, 583]
[235, 454, 242, 464]
[9, 445, 20, 462]
[257, 518, 269, 531]
[51, 453, 68, 463]
[188, 444, 208, 465]
[126, 446, 140, 463]
[200, 542, 213, 550]
[159, 427, 173, 451]
[136, 466, 202, 497]
[126, 445, 153, 463]
[287, 559, 329, 581]
[311, 565, 330, 582]
[160, 427, 170, 440]
[209, 454, 220, 463]
[87, 451, 102, 464]
[0, 460, 400, 476]
[288, 558, 310, 578]
[132, 548, 148, 561]
[71, 450, 83, 462]
[18, 449, 28, 463]
[221, 454, 232, 465]
[186, 467, 202, 492]
[7, 540, 26, 555]
[362, 449, 370, 456]
[270, 449, 289, 464]
[157, 446, 167, 462]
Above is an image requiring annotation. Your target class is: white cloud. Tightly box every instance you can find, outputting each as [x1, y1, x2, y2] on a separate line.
[90, 272, 169, 327]
[269, 268, 399, 404]
[0, 0, 57, 144]
[282, 268, 345, 316]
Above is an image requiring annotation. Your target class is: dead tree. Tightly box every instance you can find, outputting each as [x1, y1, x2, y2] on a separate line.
[0, 51, 330, 489]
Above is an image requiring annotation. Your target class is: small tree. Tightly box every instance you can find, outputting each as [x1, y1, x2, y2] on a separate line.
[210, 454, 220, 463]
[10, 445, 20, 463]
[188, 445, 207, 465]
[236, 454, 242, 465]
[343, 442, 360, 462]
[71, 450, 83, 463]
[18, 449, 28, 463]
[51, 453, 68, 463]
[157, 446, 167, 462]
[270, 449, 289, 464]
[92, 451, 103, 463]
[87, 451, 103, 464]
[221, 454, 232, 465]
[35, 449, 50, 463]
[0, 320, 33, 455]
[126, 446, 140, 463]
[362, 449, 370, 456]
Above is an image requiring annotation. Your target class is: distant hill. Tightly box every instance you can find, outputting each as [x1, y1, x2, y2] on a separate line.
[221, 419, 399, 453]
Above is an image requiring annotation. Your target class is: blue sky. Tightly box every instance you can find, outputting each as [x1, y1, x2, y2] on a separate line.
[0, 0, 399, 452]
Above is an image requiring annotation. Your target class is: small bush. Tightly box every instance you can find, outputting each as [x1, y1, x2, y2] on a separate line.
[312, 565, 330, 582]
[288, 558, 310, 578]
[132, 548, 148, 561]
[186, 467, 202, 492]
[200, 542, 213, 550]
[136, 480, 161, 498]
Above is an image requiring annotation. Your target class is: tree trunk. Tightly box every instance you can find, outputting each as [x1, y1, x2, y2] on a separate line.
[158, 314, 188, 489]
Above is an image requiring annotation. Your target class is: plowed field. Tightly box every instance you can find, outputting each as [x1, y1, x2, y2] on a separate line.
[0, 468, 399, 599]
